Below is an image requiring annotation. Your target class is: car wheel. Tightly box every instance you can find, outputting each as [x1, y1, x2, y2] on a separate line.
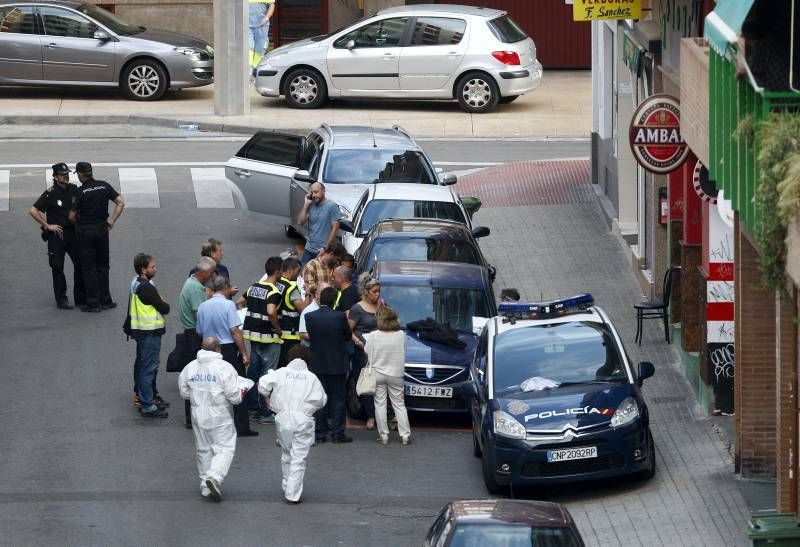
[285, 224, 302, 239]
[472, 431, 482, 458]
[456, 72, 500, 114]
[481, 450, 505, 495]
[122, 59, 168, 101]
[283, 68, 327, 109]
[498, 95, 519, 104]
[636, 430, 657, 480]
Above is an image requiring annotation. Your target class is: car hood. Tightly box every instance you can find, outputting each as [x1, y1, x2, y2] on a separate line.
[267, 36, 323, 57]
[325, 184, 369, 216]
[129, 28, 210, 49]
[405, 330, 478, 368]
[498, 383, 637, 431]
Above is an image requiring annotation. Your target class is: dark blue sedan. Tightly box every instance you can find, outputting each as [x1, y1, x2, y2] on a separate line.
[464, 295, 657, 494]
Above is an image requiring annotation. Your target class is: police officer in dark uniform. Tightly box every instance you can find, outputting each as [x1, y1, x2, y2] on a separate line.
[29, 163, 85, 309]
[70, 161, 125, 313]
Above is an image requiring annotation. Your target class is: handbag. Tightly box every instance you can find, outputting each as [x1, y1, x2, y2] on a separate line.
[166, 332, 195, 373]
[356, 362, 376, 396]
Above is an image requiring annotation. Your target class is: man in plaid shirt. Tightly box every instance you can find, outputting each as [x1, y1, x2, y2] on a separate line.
[301, 242, 346, 299]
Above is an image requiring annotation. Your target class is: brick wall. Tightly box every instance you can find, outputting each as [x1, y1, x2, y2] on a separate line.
[776, 286, 798, 512]
[679, 38, 710, 167]
[680, 243, 702, 351]
[735, 220, 777, 478]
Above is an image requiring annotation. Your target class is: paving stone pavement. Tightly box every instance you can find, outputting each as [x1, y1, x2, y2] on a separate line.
[462, 164, 750, 546]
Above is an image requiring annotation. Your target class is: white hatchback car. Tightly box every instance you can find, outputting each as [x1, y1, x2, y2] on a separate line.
[254, 4, 542, 113]
[339, 183, 485, 255]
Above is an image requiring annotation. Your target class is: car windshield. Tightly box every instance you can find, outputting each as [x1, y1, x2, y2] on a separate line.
[363, 237, 480, 272]
[493, 322, 628, 396]
[380, 285, 491, 332]
[78, 4, 142, 35]
[448, 523, 582, 547]
[358, 201, 465, 236]
[323, 149, 436, 185]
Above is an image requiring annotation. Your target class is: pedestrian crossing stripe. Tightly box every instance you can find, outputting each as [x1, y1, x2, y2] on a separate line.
[0, 170, 8, 212]
[119, 168, 159, 208]
[191, 168, 235, 209]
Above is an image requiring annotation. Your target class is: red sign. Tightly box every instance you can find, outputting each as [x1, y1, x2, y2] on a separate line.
[629, 94, 689, 174]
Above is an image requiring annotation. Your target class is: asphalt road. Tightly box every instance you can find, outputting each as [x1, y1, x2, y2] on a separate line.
[0, 132, 587, 546]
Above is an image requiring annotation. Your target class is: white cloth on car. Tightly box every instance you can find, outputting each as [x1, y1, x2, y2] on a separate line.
[259, 358, 327, 501]
[179, 349, 244, 490]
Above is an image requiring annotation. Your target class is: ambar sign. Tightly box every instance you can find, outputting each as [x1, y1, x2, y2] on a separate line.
[629, 94, 689, 174]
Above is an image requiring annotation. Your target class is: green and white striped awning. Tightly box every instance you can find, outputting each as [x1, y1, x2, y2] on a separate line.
[704, 0, 757, 57]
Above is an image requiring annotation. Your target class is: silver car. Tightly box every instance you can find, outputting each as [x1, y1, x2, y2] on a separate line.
[254, 4, 542, 113]
[0, 1, 213, 100]
[224, 124, 457, 239]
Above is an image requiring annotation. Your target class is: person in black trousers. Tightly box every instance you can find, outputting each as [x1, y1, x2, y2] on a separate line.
[70, 162, 125, 313]
[29, 163, 85, 309]
[305, 287, 353, 444]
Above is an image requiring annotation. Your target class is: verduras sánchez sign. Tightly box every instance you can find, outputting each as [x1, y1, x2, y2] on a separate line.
[629, 94, 689, 174]
[573, 0, 641, 21]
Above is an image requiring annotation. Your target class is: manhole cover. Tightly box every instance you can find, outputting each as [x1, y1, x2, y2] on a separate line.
[374, 507, 440, 519]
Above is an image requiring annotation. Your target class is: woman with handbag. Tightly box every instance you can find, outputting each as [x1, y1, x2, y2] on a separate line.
[364, 306, 411, 445]
[348, 274, 381, 429]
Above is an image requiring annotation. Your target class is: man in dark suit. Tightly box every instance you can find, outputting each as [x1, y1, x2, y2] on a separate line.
[306, 286, 353, 444]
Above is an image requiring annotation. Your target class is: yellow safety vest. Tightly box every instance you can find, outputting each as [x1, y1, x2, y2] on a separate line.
[279, 277, 301, 341]
[128, 292, 165, 333]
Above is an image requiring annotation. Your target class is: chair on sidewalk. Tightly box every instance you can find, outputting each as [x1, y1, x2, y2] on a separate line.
[634, 267, 675, 346]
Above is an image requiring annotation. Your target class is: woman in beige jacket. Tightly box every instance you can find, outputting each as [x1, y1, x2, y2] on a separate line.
[364, 306, 411, 444]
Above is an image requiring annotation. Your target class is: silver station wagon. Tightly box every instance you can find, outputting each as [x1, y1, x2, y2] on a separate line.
[254, 4, 542, 113]
[0, 0, 213, 100]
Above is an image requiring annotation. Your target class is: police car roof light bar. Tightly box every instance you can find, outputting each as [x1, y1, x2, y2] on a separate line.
[499, 293, 594, 322]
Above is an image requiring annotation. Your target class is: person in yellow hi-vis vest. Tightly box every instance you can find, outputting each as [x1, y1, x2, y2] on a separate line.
[237, 256, 284, 424]
[248, 0, 276, 79]
[276, 256, 308, 367]
[124, 253, 171, 418]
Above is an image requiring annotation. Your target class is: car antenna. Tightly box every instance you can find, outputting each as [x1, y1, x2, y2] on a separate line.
[370, 125, 377, 148]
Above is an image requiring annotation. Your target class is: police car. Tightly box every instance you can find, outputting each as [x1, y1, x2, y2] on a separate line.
[463, 294, 656, 494]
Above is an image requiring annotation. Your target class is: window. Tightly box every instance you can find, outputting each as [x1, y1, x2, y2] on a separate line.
[380, 285, 492, 331]
[364, 237, 480, 271]
[76, 3, 141, 36]
[0, 6, 35, 34]
[409, 17, 465, 46]
[358, 200, 466, 236]
[334, 17, 407, 48]
[448, 523, 582, 547]
[323, 149, 436, 185]
[487, 15, 527, 44]
[235, 133, 302, 166]
[40, 7, 98, 38]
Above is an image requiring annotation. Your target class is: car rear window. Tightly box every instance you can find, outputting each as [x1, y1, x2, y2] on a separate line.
[487, 15, 528, 44]
[358, 200, 466, 236]
[364, 237, 481, 271]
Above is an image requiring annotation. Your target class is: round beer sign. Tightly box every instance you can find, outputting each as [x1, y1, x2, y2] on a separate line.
[629, 94, 689, 174]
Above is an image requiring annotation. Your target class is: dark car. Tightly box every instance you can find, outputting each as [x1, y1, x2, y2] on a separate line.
[424, 499, 585, 547]
[353, 218, 494, 279]
[464, 295, 657, 494]
[374, 260, 496, 412]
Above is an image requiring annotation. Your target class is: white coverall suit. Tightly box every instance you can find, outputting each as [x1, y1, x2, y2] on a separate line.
[179, 349, 244, 495]
[258, 358, 327, 502]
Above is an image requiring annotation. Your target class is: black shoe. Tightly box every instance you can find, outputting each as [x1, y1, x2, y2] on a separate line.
[314, 436, 327, 444]
[331, 435, 353, 444]
[155, 396, 170, 408]
[100, 301, 117, 310]
[237, 430, 259, 437]
[141, 408, 169, 418]
[56, 301, 73, 310]
[82, 306, 101, 313]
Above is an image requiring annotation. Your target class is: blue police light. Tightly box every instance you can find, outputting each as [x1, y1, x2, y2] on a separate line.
[499, 294, 594, 321]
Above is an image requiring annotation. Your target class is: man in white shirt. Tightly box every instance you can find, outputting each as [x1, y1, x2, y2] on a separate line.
[298, 282, 329, 347]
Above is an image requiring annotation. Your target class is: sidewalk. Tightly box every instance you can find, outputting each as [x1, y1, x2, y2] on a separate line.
[0, 71, 590, 138]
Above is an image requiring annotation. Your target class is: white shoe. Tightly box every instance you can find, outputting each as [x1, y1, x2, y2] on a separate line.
[201, 485, 211, 498]
[376, 434, 389, 445]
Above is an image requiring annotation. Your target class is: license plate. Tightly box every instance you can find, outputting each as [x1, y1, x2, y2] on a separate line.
[404, 384, 453, 398]
[547, 446, 598, 462]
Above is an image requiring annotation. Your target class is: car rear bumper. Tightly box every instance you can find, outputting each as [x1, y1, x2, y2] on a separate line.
[486, 423, 652, 486]
[494, 60, 542, 97]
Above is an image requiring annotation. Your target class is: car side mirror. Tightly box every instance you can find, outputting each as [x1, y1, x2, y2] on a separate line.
[346, 39, 356, 50]
[488, 265, 497, 281]
[94, 30, 111, 41]
[461, 381, 479, 399]
[441, 173, 457, 185]
[472, 226, 490, 239]
[637, 361, 655, 385]
[293, 170, 313, 183]
[339, 219, 354, 233]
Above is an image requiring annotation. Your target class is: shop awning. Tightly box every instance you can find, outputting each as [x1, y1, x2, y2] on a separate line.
[704, 0, 757, 57]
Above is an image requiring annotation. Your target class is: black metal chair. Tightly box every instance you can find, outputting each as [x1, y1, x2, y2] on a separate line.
[634, 267, 675, 346]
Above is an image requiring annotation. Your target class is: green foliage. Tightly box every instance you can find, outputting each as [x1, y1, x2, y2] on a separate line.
[754, 113, 800, 290]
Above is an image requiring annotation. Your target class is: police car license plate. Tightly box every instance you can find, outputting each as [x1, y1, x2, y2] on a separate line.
[547, 446, 598, 462]
[404, 384, 453, 398]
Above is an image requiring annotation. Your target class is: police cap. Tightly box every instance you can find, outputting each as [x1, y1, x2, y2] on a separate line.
[75, 161, 93, 174]
[51, 162, 70, 175]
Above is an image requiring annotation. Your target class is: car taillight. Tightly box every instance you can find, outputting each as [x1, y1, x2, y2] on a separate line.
[492, 51, 521, 65]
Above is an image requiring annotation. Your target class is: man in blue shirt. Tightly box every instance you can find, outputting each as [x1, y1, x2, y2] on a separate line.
[297, 182, 342, 266]
[197, 275, 257, 437]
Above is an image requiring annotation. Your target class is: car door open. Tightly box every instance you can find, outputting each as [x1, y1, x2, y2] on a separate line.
[224, 132, 304, 224]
